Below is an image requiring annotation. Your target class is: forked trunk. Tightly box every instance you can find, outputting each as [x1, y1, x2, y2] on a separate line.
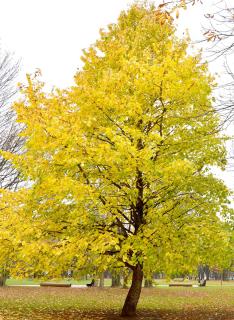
[121, 264, 143, 317]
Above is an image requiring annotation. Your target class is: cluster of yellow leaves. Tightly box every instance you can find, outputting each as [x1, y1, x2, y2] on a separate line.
[0, 3, 232, 278]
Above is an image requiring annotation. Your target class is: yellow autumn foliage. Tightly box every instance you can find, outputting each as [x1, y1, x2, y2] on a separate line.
[0, 3, 232, 280]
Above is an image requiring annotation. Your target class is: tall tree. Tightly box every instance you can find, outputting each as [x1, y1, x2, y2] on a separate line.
[1, 3, 232, 316]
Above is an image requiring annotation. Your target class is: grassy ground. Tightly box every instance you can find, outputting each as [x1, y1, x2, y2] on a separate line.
[6, 278, 113, 286]
[6, 278, 234, 286]
[0, 286, 233, 319]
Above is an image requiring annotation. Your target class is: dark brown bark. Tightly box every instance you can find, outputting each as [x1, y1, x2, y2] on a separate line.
[121, 264, 143, 317]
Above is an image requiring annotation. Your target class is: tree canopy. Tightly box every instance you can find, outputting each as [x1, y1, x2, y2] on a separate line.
[0, 3, 232, 316]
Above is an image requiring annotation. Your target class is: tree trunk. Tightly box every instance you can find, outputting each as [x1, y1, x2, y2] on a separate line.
[121, 264, 143, 317]
[122, 273, 129, 289]
[204, 265, 210, 280]
[111, 272, 121, 287]
[144, 278, 153, 288]
[0, 275, 7, 287]
[221, 270, 223, 286]
[99, 272, 104, 287]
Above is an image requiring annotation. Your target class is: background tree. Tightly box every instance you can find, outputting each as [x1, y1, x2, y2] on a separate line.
[204, 2, 234, 197]
[0, 50, 22, 189]
[111, 270, 121, 288]
[0, 49, 22, 286]
[1, 3, 232, 317]
[174, 0, 234, 194]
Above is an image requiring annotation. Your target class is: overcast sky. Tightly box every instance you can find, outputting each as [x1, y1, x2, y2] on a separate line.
[0, 0, 233, 189]
[0, 0, 220, 87]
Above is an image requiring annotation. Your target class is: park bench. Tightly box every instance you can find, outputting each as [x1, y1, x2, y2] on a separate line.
[169, 283, 192, 287]
[86, 279, 95, 287]
[40, 282, 71, 287]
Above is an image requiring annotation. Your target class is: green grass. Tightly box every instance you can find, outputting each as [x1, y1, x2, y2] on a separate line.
[6, 278, 113, 286]
[0, 285, 233, 319]
[6, 278, 40, 285]
[6, 278, 234, 287]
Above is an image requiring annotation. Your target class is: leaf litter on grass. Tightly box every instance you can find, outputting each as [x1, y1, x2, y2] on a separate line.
[0, 287, 233, 319]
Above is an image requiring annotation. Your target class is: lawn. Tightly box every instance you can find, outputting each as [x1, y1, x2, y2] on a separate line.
[6, 278, 233, 287]
[0, 286, 233, 319]
[5, 278, 113, 286]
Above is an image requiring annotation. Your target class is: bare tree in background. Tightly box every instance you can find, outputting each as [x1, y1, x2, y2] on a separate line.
[203, 1, 234, 57]
[200, 1, 234, 174]
[160, 0, 234, 127]
[167, 0, 234, 149]
[0, 50, 23, 190]
[182, 1, 234, 117]
[0, 49, 24, 286]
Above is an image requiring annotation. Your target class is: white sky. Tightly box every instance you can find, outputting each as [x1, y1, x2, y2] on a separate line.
[0, 0, 129, 87]
[0, 0, 233, 189]
[0, 0, 217, 87]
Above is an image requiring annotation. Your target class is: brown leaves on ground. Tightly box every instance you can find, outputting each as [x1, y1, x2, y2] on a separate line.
[0, 286, 233, 319]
